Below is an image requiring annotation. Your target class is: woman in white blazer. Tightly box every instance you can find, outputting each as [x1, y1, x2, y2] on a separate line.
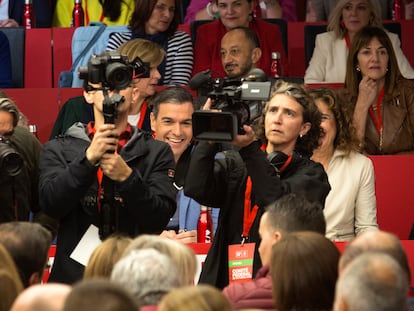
[305, 0, 414, 84]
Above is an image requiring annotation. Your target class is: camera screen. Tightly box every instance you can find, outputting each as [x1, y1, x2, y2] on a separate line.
[192, 111, 238, 141]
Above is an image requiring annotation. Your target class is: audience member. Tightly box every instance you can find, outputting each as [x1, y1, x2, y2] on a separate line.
[222, 193, 326, 311]
[220, 26, 262, 79]
[50, 38, 164, 139]
[111, 248, 181, 309]
[39, 51, 177, 284]
[184, 80, 330, 288]
[122, 234, 197, 286]
[339, 230, 412, 285]
[184, 0, 296, 24]
[305, 0, 393, 21]
[0, 32, 12, 88]
[107, 0, 193, 86]
[0, 222, 53, 288]
[192, 0, 287, 78]
[0, 95, 41, 222]
[271, 231, 340, 311]
[10, 283, 72, 311]
[0, 243, 23, 311]
[83, 235, 132, 279]
[52, 0, 134, 27]
[309, 87, 378, 241]
[118, 38, 165, 131]
[159, 284, 233, 311]
[63, 279, 138, 311]
[334, 252, 408, 311]
[149, 87, 219, 240]
[340, 26, 414, 154]
[0, 0, 54, 27]
[304, 0, 414, 83]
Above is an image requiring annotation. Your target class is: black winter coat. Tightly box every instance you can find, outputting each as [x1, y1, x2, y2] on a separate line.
[184, 141, 330, 289]
[39, 123, 177, 284]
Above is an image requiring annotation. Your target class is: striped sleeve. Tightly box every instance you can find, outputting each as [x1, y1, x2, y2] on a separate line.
[163, 31, 194, 86]
[106, 32, 132, 51]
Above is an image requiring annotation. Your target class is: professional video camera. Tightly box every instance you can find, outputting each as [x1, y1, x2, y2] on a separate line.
[0, 136, 23, 177]
[190, 69, 271, 141]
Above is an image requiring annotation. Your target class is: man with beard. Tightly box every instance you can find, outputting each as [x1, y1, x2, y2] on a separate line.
[220, 26, 262, 79]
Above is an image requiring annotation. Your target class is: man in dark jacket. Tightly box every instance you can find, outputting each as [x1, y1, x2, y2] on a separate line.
[39, 52, 177, 284]
[0, 94, 41, 222]
[184, 80, 330, 289]
[222, 193, 327, 310]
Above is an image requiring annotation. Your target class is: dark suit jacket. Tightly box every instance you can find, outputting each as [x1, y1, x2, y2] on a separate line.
[9, 0, 54, 27]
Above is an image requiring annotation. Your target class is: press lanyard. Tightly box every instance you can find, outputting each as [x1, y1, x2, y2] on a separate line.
[242, 154, 292, 242]
[368, 87, 384, 135]
[137, 102, 147, 129]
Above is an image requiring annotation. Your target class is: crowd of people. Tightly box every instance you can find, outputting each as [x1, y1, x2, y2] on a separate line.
[1, 0, 414, 310]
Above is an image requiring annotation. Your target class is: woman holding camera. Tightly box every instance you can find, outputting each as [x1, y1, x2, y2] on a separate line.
[184, 80, 330, 289]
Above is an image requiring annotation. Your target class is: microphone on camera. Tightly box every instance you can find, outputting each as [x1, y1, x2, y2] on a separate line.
[244, 68, 267, 82]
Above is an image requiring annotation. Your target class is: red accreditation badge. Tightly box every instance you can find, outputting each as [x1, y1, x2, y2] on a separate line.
[228, 242, 255, 284]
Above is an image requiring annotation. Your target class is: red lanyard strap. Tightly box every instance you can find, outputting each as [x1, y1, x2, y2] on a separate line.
[368, 87, 384, 135]
[242, 154, 292, 241]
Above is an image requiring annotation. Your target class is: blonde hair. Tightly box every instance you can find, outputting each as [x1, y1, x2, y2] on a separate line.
[158, 285, 233, 311]
[327, 0, 382, 38]
[124, 234, 197, 286]
[84, 235, 132, 279]
[117, 38, 166, 68]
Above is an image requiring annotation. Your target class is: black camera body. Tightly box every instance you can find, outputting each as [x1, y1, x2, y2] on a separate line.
[0, 136, 23, 177]
[78, 51, 150, 91]
[79, 52, 133, 91]
[192, 70, 271, 141]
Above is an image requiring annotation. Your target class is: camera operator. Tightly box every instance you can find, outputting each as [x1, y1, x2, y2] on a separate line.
[184, 80, 331, 289]
[39, 51, 177, 284]
[0, 93, 41, 223]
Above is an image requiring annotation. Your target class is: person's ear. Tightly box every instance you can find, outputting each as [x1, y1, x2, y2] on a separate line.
[150, 111, 157, 132]
[132, 85, 141, 103]
[273, 230, 282, 243]
[251, 47, 262, 65]
[83, 90, 94, 104]
[29, 272, 41, 286]
[300, 122, 312, 137]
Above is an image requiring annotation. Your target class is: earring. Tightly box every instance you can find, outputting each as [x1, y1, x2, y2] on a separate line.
[356, 65, 360, 72]
[299, 134, 303, 138]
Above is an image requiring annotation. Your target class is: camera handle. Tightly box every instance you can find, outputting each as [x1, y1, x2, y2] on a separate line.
[98, 89, 124, 240]
[102, 89, 125, 125]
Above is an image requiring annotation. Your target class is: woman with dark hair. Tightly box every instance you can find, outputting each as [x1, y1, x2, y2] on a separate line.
[309, 87, 378, 241]
[107, 0, 193, 86]
[304, 0, 414, 83]
[192, 0, 288, 78]
[184, 80, 330, 289]
[271, 231, 340, 311]
[53, 0, 134, 27]
[340, 26, 414, 154]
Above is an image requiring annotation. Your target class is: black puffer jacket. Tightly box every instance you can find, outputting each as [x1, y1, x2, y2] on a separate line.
[184, 141, 330, 289]
[39, 122, 177, 284]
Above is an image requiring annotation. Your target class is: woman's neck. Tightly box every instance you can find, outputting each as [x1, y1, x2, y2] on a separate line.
[129, 97, 145, 115]
[311, 145, 335, 172]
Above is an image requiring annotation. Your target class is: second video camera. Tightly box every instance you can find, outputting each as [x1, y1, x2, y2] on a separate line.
[191, 69, 271, 141]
